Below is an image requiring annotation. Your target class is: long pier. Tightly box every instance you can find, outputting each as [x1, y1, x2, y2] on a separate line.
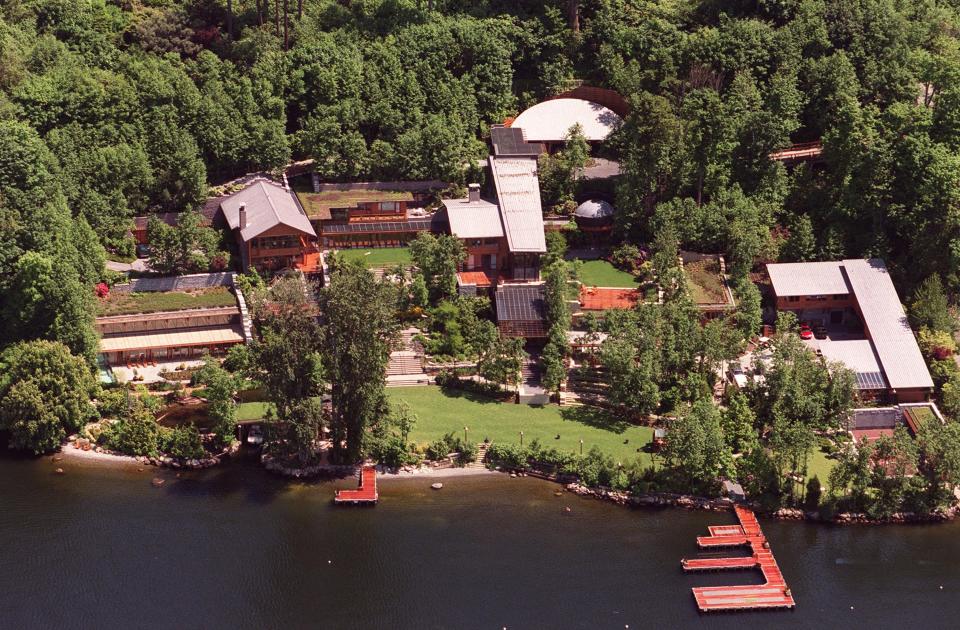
[682, 505, 795, 612]
[334, 465, 378, 505]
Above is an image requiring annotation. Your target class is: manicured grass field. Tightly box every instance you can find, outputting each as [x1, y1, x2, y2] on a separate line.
[237, 402, 273, 421]
[338, 247, 412, 267]
[805, 448, 836, 490]
[576, 259, 638, 288]
[96, 287, 238, 316]
[387, 386, 653, 464]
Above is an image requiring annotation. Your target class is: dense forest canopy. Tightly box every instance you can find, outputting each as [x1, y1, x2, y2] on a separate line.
[4, 0, 960, 347]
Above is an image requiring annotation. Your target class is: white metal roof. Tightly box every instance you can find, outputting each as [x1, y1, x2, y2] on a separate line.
[442, 197, 504, 239]
[100, 326, 244, 353]
[815, 339, 887, 390]
[511, 98, 622, 143]
[766, 261, 849, 297]
[488, 156, 546, 253]
[842, 259, 934, 390]
[220, 179, 316, 241]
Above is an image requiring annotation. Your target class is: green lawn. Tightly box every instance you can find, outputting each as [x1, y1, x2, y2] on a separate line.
[805, 448, 836, 490]
[237, 401, 273, 421]
[387, 386, 653, 464]
[338, 247, 412, 268]
[577, 260, 638, 288]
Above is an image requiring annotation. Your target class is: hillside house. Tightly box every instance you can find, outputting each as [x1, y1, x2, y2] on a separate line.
[218, 178, 320, 273]
[299, 181, 446, 249]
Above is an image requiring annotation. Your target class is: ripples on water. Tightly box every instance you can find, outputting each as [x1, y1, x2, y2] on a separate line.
[1, 455, 959, 629]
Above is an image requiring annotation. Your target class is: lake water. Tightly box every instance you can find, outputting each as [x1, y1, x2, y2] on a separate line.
[1, 454, 959, 629]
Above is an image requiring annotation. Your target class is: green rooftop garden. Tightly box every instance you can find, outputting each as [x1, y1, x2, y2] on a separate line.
[292, 180, 413, 220]
[576, 259, 639, 288]
[684, 258, 728, 305]
[387, 386, 654, 464]
[96, 287, 237, 316]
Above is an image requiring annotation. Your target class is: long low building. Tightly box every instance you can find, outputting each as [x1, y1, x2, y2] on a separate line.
[767, 258, 933, 403]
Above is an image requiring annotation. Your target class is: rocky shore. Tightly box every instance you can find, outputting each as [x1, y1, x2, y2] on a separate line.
[66, 437, 238, 470]
[564, 482, 960, 525]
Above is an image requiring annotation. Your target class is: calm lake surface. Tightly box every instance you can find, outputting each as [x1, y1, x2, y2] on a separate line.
[2, 454, 959, 629]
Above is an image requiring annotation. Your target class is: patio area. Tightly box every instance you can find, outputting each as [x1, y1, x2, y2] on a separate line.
[111, 359, 205, 384]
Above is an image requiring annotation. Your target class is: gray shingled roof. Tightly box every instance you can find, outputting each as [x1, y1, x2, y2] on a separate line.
[220, 179, 316, 241]
[767, 261, 849, 297]
[842, 259, 934, 390]
[488, 156, 546, 253]
[442, 197, 504, 239]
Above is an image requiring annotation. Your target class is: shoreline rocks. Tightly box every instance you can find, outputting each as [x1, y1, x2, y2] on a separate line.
[562, 482, 960, 526]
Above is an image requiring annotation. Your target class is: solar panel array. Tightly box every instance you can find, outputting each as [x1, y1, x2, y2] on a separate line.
[495, 285, 546, 322]
[855, 371, 888, 390]
[491, 127, 542, 157]
[322, 219, 434, 234]
[114, 272, 235, 293]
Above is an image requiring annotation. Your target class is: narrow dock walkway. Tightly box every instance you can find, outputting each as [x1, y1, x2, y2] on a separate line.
[334, 465, 378, 505]
[682, 505, 795, 612]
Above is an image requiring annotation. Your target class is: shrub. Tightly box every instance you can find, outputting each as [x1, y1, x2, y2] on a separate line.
[370, 435, 419, 469]
[426, 432, 458, 461]
[610, 243, 642, 272]
[161, 424, 205, 460]
[456, 439, 477, 466]
[486, 442, 528, 469]
[101, 408, 161, 457]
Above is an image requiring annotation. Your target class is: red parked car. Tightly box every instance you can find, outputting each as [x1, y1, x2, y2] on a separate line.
[799, 324, 813, 340]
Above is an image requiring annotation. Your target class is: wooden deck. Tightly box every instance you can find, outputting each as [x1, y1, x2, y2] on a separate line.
[334, 465, 378, 505]
[683, 506, 795, 612]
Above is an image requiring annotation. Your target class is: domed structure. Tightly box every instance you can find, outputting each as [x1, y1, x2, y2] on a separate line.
[574, 199, 615, 233]
[511, 98, 622, 149]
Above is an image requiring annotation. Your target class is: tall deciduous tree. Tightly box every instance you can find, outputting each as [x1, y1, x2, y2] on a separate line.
[320, 261, 398, 463]
[409, 233, 466, 303]
[249, 276, 324, 462]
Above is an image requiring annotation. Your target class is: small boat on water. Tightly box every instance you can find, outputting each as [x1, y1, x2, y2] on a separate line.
[431, 482, 443, 490]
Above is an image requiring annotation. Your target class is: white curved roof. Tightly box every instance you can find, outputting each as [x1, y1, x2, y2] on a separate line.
[575, 199, 615, 219]
[512, 98, 622, 143]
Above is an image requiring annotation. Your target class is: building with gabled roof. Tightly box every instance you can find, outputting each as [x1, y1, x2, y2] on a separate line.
[767, 258, 933, 403]
[217, 178, 319, 273]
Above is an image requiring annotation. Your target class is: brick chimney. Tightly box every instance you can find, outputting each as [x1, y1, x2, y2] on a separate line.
[468, 183, 480, 203]
[239, 204, 247, 230]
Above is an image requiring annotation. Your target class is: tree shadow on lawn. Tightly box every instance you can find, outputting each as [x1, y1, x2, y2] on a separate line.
[436, 387, 507, 405]
[559, 406, 632, 434]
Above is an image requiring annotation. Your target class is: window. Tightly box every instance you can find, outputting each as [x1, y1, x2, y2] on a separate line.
[787, 296, 800, 302]
[380, 201, 399, 213]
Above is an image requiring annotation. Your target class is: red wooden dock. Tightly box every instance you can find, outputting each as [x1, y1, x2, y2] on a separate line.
[334, 465, 378, 505]
[682, 506, 795, 612]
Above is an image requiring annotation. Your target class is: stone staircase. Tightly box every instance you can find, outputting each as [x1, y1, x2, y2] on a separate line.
[465, 442, 489, 469]
[387, 352, 424, 376]
[385, 327, 429, 386]
[560, 365, 609, 407]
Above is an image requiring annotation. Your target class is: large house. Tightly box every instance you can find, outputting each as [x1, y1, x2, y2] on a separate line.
[218, 178, 320, 273]
[96, 273, 248, 379]
[766, 258, 933, 403]
[300, 180, 446, 249]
